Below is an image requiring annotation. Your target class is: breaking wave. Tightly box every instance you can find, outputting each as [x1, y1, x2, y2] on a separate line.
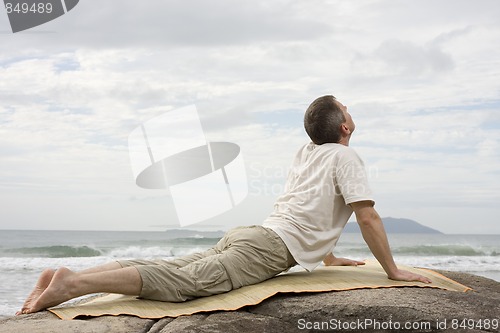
[392, 244, 498, 257]
[0, 237, 221, 259]
[4, 245, 102, 258]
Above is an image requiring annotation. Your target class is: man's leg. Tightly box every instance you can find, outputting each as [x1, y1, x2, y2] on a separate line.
[79, 261, 122, 274]
[17, 268, 56, 315]
[134, 227, 293, 302]
[136, 253, 233, 302]
[213, 226, 296, 290]
[166, 248, 219, 268]
[21, 266, 142, 314]
[18, 261, 128, 315]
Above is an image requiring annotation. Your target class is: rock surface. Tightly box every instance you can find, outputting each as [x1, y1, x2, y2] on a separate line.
[1, 270, 498, 333]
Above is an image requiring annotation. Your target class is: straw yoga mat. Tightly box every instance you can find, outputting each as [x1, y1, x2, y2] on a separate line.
[49, 260, 470, 320]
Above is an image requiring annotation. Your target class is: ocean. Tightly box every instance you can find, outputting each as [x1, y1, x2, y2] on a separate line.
[0, 229, 499, 317]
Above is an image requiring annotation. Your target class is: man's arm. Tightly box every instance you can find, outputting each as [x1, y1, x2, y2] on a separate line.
[351, 201, 432, 283]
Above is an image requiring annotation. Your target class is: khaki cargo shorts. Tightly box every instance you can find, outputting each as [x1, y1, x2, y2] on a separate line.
[118, 225, 296, 302]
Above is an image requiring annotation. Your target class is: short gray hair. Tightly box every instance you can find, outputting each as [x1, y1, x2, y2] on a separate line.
[304, 95, 346, 144]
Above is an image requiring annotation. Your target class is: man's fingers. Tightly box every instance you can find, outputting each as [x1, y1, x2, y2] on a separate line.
[348, 260, 364, 266]
[343, 259, 365, 266]
[325, 257, 366, 266]
[410, 272, 432, 284]
[419, 275, 432, 284]
[390, 269, 432, 284]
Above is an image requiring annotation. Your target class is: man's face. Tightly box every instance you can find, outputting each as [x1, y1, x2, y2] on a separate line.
[335, 99, 355, 134]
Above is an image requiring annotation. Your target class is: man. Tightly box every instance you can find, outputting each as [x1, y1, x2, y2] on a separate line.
[18, 95, 430, 315]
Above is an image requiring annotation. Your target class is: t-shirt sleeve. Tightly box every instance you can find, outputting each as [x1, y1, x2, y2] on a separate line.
[335, 149, 374, 205]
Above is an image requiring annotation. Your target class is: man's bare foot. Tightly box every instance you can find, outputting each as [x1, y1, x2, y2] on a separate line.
[23, 267, 77, 314]
[17, 268, 55, 315]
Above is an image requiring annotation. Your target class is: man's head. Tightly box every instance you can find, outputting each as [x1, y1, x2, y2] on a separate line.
[304, 95, 355, 146]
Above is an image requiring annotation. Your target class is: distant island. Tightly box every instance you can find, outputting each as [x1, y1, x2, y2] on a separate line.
[344, 217, 443, 234]
[166, 217, 443, 235]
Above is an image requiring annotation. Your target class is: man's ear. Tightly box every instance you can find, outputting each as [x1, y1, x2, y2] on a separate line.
[341, 123, 351, 134]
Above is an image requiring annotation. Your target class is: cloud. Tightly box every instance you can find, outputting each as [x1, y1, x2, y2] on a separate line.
[351, 39, 454, 79]
[0, 0, 499, 232]
[1, 0, 332, 50]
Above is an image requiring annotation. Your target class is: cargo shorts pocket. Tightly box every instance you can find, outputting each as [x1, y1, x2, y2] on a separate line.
[179, 255, 233, 298]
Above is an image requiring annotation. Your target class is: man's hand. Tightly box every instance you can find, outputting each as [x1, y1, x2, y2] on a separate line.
[350, 201, 433, 284]
[388, 269, 432, 284]
[323, 253, 365, 267]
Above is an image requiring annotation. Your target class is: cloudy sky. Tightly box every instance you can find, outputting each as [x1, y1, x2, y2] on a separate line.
[0, 0, 499, 234]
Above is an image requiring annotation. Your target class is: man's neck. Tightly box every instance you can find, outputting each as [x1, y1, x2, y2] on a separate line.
[338, 137, 350, 146]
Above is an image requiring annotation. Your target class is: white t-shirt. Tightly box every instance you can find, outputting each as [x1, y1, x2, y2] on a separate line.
[262, 142, 374, 271]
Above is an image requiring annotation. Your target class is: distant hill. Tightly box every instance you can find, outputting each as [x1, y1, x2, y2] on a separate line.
[344, 217, 443, 234]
